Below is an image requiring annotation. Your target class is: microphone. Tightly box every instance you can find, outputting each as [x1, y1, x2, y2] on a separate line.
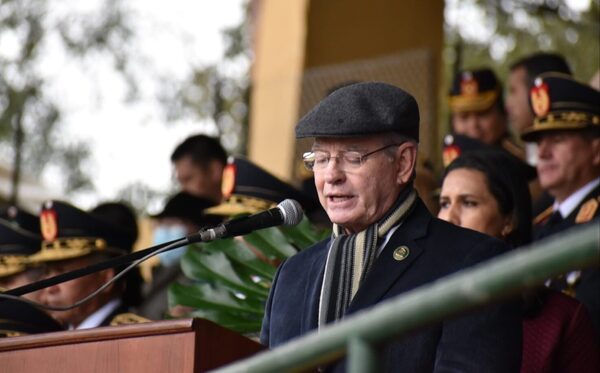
[188, 199, 304, 243]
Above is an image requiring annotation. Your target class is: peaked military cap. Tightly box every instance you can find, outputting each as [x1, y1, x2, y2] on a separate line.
[0, 219, 42, 278]
[295, 82, 420, 141]
[442, 134, 488, 168]
[442, 133, 536, 180]
[449, 68, 502, 113]
[152, 192, 222, 228]
[521, 73, 600, 142]
[207, 156, 314, 216]
[29, 200, 130, 262]
[0, 298, 64, 337]
[0, 206, 40, 235]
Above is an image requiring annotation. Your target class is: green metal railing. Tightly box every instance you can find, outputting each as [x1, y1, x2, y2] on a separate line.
[212, 223, 600, 373]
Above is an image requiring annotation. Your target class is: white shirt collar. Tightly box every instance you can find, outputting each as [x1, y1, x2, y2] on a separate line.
[554, 177, 600, 218]
[378, 224, 401, 254]
[75, 298, 122, 330]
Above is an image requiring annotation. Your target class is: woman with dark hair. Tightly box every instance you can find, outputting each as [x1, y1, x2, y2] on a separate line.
[439, 149, 531, 248]
[438, 149, 599, 373]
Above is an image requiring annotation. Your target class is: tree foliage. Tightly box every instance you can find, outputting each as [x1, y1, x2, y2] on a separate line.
[0, 0, 136, 202]
[442, 0, 599, 136]
[156, 1, 252, 156]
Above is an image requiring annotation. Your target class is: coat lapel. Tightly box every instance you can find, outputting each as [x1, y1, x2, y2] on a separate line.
[346, 200, 432, 314]
[301, 240, 329, 333]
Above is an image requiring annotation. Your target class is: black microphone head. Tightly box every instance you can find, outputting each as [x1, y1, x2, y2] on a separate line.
[277, 199, 304, 226]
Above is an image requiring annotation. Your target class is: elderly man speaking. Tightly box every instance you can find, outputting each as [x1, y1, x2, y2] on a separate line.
[260, 82, 522, 372]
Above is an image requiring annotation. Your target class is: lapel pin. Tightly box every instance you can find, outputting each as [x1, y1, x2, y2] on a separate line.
[393, 246, 410, 261]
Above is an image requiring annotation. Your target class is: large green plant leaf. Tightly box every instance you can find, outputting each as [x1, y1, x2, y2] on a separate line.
[169, 217, 326, 334]
[181, 248, 269, 299]
[242, 227, 298, 260]
[169, 282, 264, 315]
[200, 238, 276, 278]
[280, 217, 330, 248]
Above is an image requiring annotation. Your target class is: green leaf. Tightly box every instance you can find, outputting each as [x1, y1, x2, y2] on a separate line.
[279, 217, 330, 249]
[168, 282, 264, 315]
[200, 238, 276, 278]
[243, 227, 298, 259]
[181, 247, 269, 299]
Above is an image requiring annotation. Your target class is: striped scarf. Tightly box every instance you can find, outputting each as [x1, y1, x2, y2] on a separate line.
[318, 188, 417, 328]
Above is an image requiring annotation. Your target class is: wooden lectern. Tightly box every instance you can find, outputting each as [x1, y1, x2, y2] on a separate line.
[0, 318, 263, 372]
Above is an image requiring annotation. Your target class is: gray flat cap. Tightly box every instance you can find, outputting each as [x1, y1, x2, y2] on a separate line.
[295, 82, 419, 141]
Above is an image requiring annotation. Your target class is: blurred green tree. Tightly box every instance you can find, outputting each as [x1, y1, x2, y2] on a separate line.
[0, 0, 136, 204]
[442, 0, 599, 137]
[156, 1, 252, 156]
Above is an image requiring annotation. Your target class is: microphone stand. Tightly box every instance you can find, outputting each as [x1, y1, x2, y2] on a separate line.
[2, 237, 191, 298]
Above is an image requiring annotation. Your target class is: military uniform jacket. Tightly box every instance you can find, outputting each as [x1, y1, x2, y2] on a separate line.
[533, 182, 600, 335]
[261, 199, 522, 372]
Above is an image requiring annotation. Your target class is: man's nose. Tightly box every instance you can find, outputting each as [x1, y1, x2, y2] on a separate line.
[323, 157, 346, 183]
[536, 138, 551, 159]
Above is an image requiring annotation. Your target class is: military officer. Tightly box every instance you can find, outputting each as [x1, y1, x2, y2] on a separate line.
[0, 206, 45, 300]
[33, 200, 149, 329]
[522, 73, 600, 334]
[0, 207, 65, 337]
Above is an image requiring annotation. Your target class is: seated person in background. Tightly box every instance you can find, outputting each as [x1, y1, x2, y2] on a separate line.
[448, 68, 524, 160]
[0, 214, 44, 301]
[34, 200, 148, 329]
[262, 82, 522, 372]
[209, 156, 315, 218]
[521, 74, 600, 335]
[505, 52, 573, 214]
[140, 192, 221, 319]
[0, 206, 65, 337]
[90, 201, 145, 323]
[205, 156, 321, 264]
[438, 149, 600, 372]
[506, 52, 572, 138]
[0, 298, 64, 337]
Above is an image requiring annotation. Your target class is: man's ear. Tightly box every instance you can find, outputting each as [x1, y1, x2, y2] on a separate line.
[396, 142, 417, 184]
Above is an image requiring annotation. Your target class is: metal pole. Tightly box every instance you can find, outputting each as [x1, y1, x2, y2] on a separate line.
[348, 337, 378, 373]
[212, 223, 599, 373]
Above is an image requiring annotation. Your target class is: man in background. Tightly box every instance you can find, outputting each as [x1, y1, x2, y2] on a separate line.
[171, 134, 228, 204]
[506, 52, 572, 137]
[522, 73, 600, 335]
[35, 200, 148, 329]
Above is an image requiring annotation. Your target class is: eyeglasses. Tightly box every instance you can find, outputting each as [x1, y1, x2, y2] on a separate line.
[303, 144, 402, 172]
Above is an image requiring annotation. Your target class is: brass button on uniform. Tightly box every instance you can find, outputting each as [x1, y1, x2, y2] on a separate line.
[393, 246, 410, 261]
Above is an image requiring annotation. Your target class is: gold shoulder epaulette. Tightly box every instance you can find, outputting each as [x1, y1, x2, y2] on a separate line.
[109, 312, 151, 326]
[533, 206, 554, 225]
[501, 138, 526, 161]
[575, 196, 600, 224]
[0, 329, 24, 338]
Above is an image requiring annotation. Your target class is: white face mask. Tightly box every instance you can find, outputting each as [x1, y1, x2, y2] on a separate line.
[152, 225, 188, 266]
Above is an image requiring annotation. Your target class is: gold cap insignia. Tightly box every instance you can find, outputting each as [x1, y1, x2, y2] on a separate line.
[443, 145, 461, 168]
[40, 209, 58, 241]
[460, 73, 478, 96]
[393, 246, 410, 261]
[531, 78, 551, 118]
[575, 197, 599, 224]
